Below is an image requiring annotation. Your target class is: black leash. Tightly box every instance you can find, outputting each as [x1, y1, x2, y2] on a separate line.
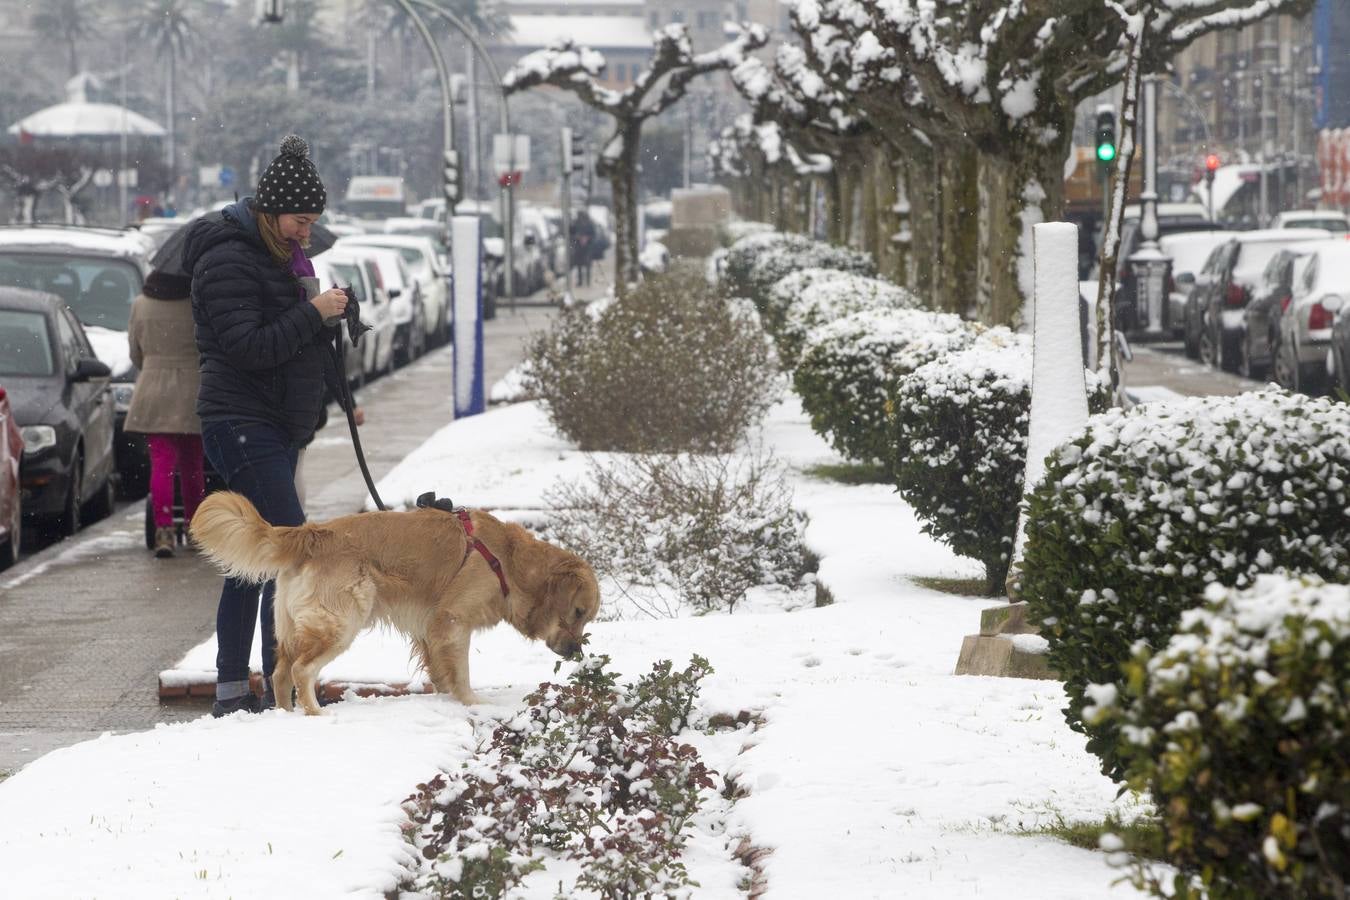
[323, 331, 389, 512]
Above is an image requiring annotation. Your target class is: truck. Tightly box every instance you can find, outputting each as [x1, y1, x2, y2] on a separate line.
[343, 176, 410, 221]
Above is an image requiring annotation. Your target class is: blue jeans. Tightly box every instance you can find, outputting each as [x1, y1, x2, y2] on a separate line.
[201, 420, 303, 687]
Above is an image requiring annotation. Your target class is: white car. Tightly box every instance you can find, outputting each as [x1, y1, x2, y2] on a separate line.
[1276, 240, 1350, 394]
[1268, 209, 1350, 233]
[335, 234, 449, 347]
[335, 243, 424, 366]
[312, 249, 395, 385]
[1158, 230, 1237, 338]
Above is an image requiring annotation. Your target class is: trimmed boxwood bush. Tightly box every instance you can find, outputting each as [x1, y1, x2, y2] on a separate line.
[525, 265, 778, 452]
[1020, 390, 1350, 783]
[1088, 574, 1349, 899]
[721, 231, 874, 312]
[887, 329, 1032, 595]
[793, 307, 980, 463]
[774, 271, 926, 367]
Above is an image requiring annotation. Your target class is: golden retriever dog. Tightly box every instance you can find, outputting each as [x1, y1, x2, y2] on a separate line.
[190, 492, 600, 715]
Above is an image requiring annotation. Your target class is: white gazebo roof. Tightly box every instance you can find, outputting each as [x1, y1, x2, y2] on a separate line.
[8, 101, 166, 139]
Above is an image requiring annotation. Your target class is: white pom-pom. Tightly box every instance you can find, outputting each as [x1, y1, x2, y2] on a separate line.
[279, 134, 309, 159]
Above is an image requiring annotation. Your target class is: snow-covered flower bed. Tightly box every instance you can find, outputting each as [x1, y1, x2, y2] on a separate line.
[544, 450, 814, 619]
[1090, 574, 1349, 899]
[720, 231, 874, 311]
[775, 270, 926, 367]
[887, 329, 1034, 596]
[793, 307, 979, 463]
[1021, 390, 1350, 783]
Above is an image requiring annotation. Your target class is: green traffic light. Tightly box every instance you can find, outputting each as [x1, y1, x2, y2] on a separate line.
[1096, 143, 1116, 163]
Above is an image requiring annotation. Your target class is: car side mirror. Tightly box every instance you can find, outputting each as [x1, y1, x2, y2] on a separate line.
[72, 357, 111, 382]
[388, 288, 402, 299]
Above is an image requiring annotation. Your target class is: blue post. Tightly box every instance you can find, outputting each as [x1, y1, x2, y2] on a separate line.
[451, 214, 485, 416]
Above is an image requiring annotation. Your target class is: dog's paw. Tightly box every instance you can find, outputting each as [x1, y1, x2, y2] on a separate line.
[453, 691, 483, 707]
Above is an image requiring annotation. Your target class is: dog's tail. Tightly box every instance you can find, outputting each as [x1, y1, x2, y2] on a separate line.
[190, 491, 315, 583]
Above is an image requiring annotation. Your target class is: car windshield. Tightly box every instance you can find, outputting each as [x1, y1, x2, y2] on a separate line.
[0, 254, 141, 331]
[1234, 241, 1303, 282]
[0, 309, 55, 377]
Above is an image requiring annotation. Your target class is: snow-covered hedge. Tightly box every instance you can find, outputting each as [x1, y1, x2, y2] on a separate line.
[721, 231, 874, 313]
[775, 271, 926, 367]
[1089, 575, 1349, 899]
[525, 266, 778, 452]
[793, 307, 980, 463]
[719, 219, 774, 246]
[1020, 390, 1350, 783]
[886, 330, 1034, 595]
[545, 451, 812, 617]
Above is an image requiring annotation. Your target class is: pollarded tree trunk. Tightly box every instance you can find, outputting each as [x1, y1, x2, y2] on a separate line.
[936, 145, 979, 317]
[606, 130, 643, 294]
[976, 129, 1072, 329]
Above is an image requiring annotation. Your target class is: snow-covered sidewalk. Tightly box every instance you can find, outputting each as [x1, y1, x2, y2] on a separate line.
[0, 398, 1146, 899]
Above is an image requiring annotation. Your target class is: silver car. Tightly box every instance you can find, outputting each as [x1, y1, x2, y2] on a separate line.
[1275, 241, 1350, 394]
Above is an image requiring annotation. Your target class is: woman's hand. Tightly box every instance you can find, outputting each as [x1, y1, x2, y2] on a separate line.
[310, 287, 348, 321]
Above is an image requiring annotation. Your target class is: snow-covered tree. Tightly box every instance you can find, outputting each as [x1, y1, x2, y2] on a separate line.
[793, 0, 1316, 326]
[504, 24, 768, 290]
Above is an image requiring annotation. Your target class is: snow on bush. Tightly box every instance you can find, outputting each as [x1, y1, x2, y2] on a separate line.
[525, 266, 778, 452]
[544, 450, 813, 618]
[720, 219, 774, 245]
[793, 307, 980, 463]
[1020, 390, 1350, 784]
[775, 270, 927, 367]
[1089, 574, 1349, 899]
[720, 231, 874, 313]
[886, 329, 1035, 595]
[640, 240, 670, 274]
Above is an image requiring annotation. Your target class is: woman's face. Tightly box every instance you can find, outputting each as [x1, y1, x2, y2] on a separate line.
[277, 213, 320, 245]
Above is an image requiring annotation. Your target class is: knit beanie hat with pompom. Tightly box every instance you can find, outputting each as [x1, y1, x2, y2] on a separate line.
[254, 134, 327, 215]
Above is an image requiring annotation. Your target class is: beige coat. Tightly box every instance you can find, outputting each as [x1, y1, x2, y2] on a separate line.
[124, 294, 201, 435]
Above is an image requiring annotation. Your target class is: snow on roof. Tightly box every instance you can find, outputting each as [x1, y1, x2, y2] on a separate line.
[7, 101, 166, 138]
[506, 15, 653, 50]
[0, 226, 153, 257]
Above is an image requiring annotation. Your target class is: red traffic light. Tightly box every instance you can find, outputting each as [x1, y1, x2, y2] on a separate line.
[1205, 153, 1221, 173]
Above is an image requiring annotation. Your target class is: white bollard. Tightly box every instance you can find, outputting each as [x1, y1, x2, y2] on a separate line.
[452, 214, 484, 417]
[1013, 222, 1090, 561]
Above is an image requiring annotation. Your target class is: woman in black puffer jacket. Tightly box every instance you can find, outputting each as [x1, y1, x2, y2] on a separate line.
[183, 135, 351, 718]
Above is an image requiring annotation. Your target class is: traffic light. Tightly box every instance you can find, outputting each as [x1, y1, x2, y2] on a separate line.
[256, 0, 284, 24]
[1095, 105, 1117, 165]
[570, 140, 587, 176]
[1204, 153, 1220, 183]
[443, 149, 459, 204]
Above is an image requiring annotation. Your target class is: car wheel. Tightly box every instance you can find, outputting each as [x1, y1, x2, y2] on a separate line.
[0, 498, 19, 570]
[1274, 340, 1300, 392]
[1237, 333, 1263, 380]
[1198, 320, 1218, 368]
[84, 469, 115, 523]
[1183, 312, 1200, 359]
[57, 452, 83, 538]
[1217, 329, 1241, 374]
[394, 325, 412, 367]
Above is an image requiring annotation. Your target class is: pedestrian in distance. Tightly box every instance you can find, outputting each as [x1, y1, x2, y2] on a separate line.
[183, 134, 354, 718]
[571, 208, 596, 287]
[125, 269, 205, 559]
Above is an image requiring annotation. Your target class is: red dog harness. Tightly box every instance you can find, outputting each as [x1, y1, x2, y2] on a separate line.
[456, 509, 511, 598]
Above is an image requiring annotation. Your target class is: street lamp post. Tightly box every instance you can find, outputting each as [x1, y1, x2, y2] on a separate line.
[1131, 75, 1171, 338]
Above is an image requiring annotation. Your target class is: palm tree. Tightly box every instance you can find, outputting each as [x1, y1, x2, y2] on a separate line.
[31, 0, 100, 78]
[136, 0, 196, 203]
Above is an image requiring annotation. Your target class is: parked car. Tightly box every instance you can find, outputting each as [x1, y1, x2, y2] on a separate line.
[1183, 229, 1330, 370]
[338, 244, 423, 366]
[1268, 209, 1350, 233]
[518, 205, 563, 279]
[0, 380, 22, 568]
[0, 225, 153, 495]
[0, 287, 116, 536]
[455, 199, 541, 298]
[313, 251, 394, 387]
[335, 234, 449, 347]
[1236, 242, 1330, 379]
[132, 216, 193, 254]
[1276, 240, 1350, 394]
[1113, 212, 1225, 338]
[1157, 229, 1238, 338]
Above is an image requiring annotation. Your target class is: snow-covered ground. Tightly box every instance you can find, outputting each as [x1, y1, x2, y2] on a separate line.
[0, 394, 1149, 899]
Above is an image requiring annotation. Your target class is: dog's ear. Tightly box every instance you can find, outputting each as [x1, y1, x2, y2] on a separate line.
[545, 559, 600, 622]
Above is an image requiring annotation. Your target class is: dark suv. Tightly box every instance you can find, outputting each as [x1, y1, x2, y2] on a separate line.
[1182, 229, 1330, 371]
[0, 226, 153, 495]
